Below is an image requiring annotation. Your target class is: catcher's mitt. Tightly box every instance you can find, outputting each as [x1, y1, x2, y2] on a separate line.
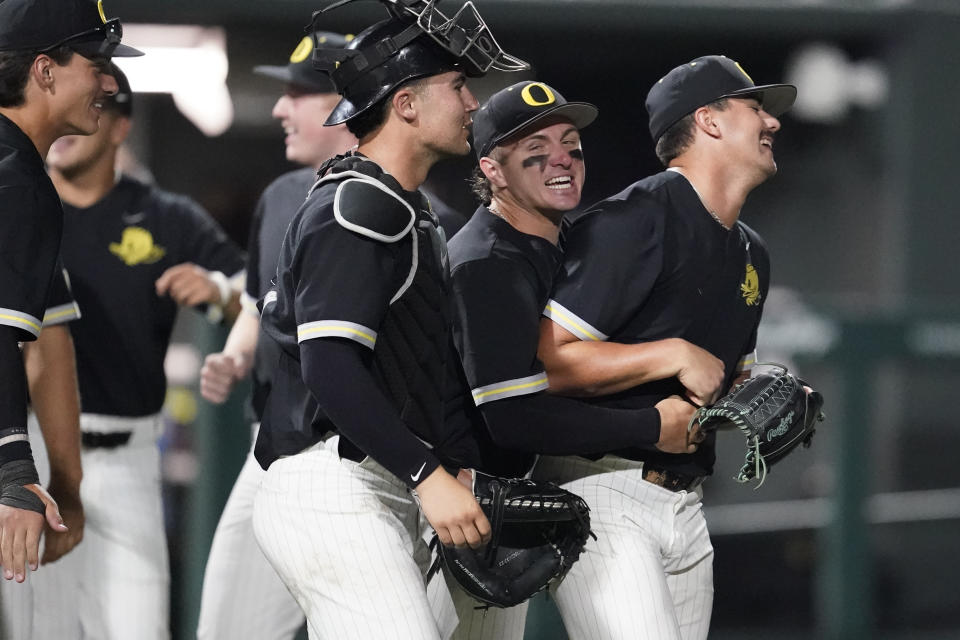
[691, 363, 825, 487]
[432, 471, 593, 608]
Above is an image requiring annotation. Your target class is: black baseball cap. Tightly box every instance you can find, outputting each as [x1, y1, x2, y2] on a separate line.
[253, 32, 351, 94]
[645, 55, 796, 143]
[0, 0, 143, 58]
[472, 81, 598, 159]
[104, 63, 132, 116]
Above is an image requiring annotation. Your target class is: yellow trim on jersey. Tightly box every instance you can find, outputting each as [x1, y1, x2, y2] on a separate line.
[297, 320, 377, 349]
[0, 309, 41, 336]
[543, 299, 607, 342]
[471, 373, 549, 406]
[42, 303, 81, 326]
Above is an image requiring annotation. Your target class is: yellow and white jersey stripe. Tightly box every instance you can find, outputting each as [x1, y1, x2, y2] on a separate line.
[543, 299, 607, 342]
[42, 301, 81, 327]
[297, 320, 377, 350]
[471, 372, 549, 406]
[0, 307, 42, 338]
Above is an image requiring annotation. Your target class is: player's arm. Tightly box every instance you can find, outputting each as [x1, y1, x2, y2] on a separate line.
[300, 338, 489, 548]
[200, 308, 259, 404]
[23, 324, 84, 564]
[0, 326, 66, 582]
[154, 263, 243, 323]
[538, 319, 725, 406]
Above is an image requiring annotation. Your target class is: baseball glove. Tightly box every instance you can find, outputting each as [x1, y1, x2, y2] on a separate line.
[691, 363, 825, 487]
[432, 471, 593, 608]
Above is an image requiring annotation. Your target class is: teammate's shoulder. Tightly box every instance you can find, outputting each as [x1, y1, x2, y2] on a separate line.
[306, 159, 414, 243]
[736, 220, 769, 251]
[264, 166, 318, 197]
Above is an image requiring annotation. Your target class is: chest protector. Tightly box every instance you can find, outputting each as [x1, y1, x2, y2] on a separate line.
[318, 154, 455, 460]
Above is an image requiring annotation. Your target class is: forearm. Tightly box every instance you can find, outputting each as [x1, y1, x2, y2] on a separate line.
[480, 393, 661, 454]
[301, 339, 441, 488]
[23, 326, 81, 488]
[0, 328, 39, 490]
[222, 310, 259, 368]
[539, 331, 686, 397]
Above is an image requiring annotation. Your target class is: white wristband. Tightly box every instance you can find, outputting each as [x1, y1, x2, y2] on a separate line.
[208, 270, 231, 306]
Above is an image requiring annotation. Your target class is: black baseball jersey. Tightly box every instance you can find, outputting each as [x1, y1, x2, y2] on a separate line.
[547, 169, 770, 477]
[0, 113, 63, 341]
[448, 207, 559, 406]
[255, 155, 480, 481]
[243, 167, 316, 421]
[42, 260, 81, 327]
[60, 175, 245, 416]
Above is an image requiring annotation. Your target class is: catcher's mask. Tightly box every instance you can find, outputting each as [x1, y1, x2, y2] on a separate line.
[310, 0, 529, 125]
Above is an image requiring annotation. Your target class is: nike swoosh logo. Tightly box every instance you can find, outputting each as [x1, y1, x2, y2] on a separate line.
[410, 462, 427, 483]
[122, 211, 146, 224]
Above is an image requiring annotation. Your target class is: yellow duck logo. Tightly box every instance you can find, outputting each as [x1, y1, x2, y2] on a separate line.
[109, 226, 166, 266]
[740, 263, 761, 306]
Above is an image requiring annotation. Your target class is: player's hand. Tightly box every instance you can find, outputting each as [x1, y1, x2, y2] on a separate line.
[654, 395, 700, 454]
[200, 352, 250, 404]
[0, 485, 66, 582]
[415, 467, 490, 549]
[155, 263, 222, 307]
[40, 482, 84, 565]
[673, 339, 725, 407]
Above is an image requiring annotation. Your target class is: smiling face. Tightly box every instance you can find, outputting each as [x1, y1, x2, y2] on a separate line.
[47, 108, 125, 178]
[271, 86, 356, 168]
[49, 53, 119, 137]
[414, 71, 480, 159]
[484, 119, 585, 218]
[712, 96, 781, 181]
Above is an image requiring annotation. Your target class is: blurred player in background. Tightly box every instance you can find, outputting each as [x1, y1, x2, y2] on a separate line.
[197, 31, 356, 640]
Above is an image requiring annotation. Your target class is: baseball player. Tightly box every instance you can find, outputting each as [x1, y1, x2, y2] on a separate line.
[11, 64, 246, 639]
[249, 2, 529, 638]
[0, 0, 140, 592]
[536, 56, 797, 639]
[196, 31, 357, 640]
[444, 79, 705, 639]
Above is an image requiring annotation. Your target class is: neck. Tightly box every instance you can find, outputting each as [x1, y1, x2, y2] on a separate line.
[488, 197, 562, 245]
[0, 105, 58, 159]
[49, 158, 119, 208]
[668, 158, 752, 228]
[357, 129, 434, 192]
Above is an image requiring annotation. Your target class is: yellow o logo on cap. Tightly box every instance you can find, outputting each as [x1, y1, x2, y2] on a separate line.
[97, 0, 107, 23]
[521, 82, 556, 108]
[290, 36, 313, 64]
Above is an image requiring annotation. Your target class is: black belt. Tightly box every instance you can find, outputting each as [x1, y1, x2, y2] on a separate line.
[81, 431, 132, 449]
[642, 465, 704, 492]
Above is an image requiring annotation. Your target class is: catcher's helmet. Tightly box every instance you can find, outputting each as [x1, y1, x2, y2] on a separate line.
[312, 0, 528, 125]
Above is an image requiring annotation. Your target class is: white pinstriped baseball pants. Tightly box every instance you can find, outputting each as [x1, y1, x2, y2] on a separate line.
[197, 426, 304, 640]
[0, 413, 169, 640]
[533, 455, 714, 640]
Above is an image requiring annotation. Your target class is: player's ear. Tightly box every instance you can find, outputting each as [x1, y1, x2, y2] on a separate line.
[31, 55, 56, 91]
[692, 106, 720, 139]
[391, 86, 418, 124]
[108, 115, 133, 145]
[479, 155, 507, 189]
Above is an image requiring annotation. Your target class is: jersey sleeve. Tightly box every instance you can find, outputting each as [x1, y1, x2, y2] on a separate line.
[0, 185, 59, 340]
[242, 192, 268, 317]
[546, 198, 665, 342]
[288, 206, 404, 351]
[451, 257, 548, 406]
[168, 194, 246, 279]
[42, 259, 80, 327]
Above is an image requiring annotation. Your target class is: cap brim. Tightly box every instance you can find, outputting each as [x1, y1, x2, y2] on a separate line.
[486, 102, 598, 156]
[253, 65, 294, 83]
[324, 96, 358, 126]
[71, 40, 144, 58]
[724, 83, 797, 117]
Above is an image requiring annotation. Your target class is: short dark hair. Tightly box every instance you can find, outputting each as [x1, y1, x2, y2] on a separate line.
[469, 165, 491, 205]
[654, 97, 730, 166]
[345, 76, 429, 139]
[0, 47, 73, 108]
